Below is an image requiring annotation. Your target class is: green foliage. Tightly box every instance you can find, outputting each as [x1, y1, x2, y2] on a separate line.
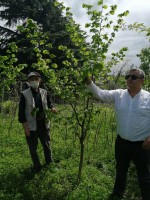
[17, 18, 58, 87]
[128, 22, 150, 89]
[0, 42, 25, 91]
[60, 1, 129, 81]
[55, 1, 129, 182]
[0, 100, 17, 115]
[128, 22, 149, 37]
[138, 48, 150, 90]
[0, 0, 78, 75]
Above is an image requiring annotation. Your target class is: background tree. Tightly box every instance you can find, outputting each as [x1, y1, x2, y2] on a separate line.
[128, 23, 150, 89]
[0, 0, 75, 74]
[137, 48, 150, 89]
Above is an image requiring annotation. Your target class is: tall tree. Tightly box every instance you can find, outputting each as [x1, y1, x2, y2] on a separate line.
[0, 0, 67, 33]
[0, 0, 75, 73]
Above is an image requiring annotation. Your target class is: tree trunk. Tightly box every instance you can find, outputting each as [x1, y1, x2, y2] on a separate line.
[77, 136, 84, 183]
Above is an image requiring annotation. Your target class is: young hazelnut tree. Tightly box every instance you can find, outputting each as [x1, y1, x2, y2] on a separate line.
[55, 0, 129, 183]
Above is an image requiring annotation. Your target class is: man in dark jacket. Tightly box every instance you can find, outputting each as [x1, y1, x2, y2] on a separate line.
[18, 71, 57, 172]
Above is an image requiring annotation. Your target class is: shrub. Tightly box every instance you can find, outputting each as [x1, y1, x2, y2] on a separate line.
[0, 100, 17, 115]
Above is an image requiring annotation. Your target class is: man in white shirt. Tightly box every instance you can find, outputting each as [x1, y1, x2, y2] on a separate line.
[85, 69, 150, 200]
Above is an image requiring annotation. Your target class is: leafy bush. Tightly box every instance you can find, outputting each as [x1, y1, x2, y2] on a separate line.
[0, 100, 17, 115]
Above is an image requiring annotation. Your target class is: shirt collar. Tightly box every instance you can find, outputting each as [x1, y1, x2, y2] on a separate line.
[30, 87, 39, 93]
[127, 88, 142, 98]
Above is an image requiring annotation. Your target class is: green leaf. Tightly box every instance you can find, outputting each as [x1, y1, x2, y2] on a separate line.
[97, 0, 103, 5]
[51, 63, 58, 68]
[103, 5, 108, 9]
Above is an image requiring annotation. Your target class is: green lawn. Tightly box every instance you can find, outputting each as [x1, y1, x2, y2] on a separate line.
[0, 105, 141, 200]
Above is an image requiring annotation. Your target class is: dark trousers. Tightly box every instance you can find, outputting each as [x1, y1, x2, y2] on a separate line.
[113, 135, 150, 200]
[26, 128, 52, 169]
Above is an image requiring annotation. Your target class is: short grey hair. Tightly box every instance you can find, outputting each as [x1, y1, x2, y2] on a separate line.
[126, 68, 145, 79]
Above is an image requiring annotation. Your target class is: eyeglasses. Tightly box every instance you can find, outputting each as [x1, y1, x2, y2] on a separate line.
[125, 74, 141, 80]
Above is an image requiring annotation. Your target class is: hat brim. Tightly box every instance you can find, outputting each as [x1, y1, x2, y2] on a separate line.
[27, 72, 41, 79]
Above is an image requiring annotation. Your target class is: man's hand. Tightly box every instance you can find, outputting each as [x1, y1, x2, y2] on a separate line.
[143, 136, 150, 150]
[84, 77, 92, 85]
[22, 122, 30, 137]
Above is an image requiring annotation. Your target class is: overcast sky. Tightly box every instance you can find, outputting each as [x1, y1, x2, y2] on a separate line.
[59, 0, 150, 68]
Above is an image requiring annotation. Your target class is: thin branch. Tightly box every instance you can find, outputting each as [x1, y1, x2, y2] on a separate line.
[69, 101, 82, 127]
[0, 25, 17, 34]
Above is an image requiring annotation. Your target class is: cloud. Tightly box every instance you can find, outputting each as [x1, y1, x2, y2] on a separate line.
[116, 0, 150, 26]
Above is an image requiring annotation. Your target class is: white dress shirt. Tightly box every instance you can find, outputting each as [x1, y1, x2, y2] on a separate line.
[86, 82, 150, 141]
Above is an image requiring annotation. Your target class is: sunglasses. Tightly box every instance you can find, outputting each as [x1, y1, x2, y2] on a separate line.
[125, 74, 141, 80]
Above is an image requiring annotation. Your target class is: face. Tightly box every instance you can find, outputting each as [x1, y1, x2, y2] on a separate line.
[125, 70, 144, 90]
[28, 76, 41, 89]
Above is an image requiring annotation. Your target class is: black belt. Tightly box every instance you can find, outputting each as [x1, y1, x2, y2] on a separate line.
[118, 135, 144, 144]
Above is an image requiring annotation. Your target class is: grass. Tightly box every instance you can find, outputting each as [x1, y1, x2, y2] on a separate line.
[0, 104, 141, 200]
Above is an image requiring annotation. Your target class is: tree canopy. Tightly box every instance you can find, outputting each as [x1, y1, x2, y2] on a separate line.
[0, 0, 78, 74]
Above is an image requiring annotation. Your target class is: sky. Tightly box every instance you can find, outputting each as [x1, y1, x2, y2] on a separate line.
[58, 0, 150, 70]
